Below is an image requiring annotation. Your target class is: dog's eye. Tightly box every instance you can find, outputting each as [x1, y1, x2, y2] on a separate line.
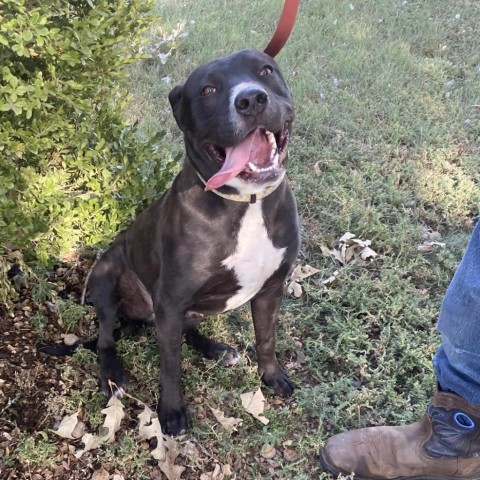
[201, 86, 217, 96]
[260, 65, 273, 76]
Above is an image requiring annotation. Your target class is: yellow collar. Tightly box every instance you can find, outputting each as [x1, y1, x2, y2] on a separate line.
[197, 172, 286, 204]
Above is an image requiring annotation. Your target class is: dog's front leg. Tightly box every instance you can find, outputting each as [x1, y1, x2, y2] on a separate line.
[154, 305, 191, 436]
[250, 281, 294, 398]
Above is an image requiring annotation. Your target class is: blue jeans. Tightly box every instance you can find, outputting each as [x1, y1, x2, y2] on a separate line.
[433, 220, 480, 406]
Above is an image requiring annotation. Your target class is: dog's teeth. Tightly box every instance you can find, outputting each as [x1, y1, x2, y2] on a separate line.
[267, 131, 276, 149]
[269, 147, 278, 162]
[248, 162, 259, 172]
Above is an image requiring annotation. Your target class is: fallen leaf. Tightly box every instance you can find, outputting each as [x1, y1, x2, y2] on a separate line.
[91, 468, 109, 480]
[287, 264, 320, 297]
[137, 404, 165, 461]
[359, 246, 378, 261]
[71, 420, 86, 439]
[290, 264, 320, 282]
[322, 270, 339, 285]
[331, 247, 345, 265]
[50, 410, 80, 439]
[321, 232, 378, 265]
[158, 436, 186, 480]
[261, 444, 276, 459]
[283, 448, 300, 462]
[222, 464, 233, 477]
[98, 396, 125, 444]
[210, 407, 243, 432]
[240, 388, 269, 425]
[287, 280, 302, 298]
[418, 240, 446, 252]
[338, 231, 356, 244]
[75, 433, 101, 459]
[200, 464, 223, 480]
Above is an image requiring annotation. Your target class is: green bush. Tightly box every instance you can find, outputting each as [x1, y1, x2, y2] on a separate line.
[0, 0, 176, 272]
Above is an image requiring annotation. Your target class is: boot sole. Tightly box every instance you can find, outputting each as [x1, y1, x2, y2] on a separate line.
[319, 447, 480, 480]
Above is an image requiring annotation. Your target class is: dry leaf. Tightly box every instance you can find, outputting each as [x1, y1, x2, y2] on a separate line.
[137, 404, 165, 461]
[339, 232, 356, 244]
[222, 464, 233, 477]
[50, 410, 80, 439]
[359, 246, 378, 261]
[320, 244, 332, 257]
[75, 433, 101, 459]
[91, 468, 109, 480]
[71, 420, 86, 439]
[287, 280, 303, 297]
[261, 444, 276, 459]
[283, 448, 300, 462]
[210, 407, 243, 432]
[322, 270, 339, 285]
[290, 264, 320, 281]
[158, 436, 186, 480]
[418, 240, 446, 252]
[287, 264, 319, 297]
[98, 396, 125, 444]
[200, 464, 223, 480]
[321, 232, 378, 265]
[240, 388, 269, 425]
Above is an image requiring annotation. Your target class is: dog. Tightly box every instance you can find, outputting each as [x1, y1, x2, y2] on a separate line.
[46, 49, 300, 436]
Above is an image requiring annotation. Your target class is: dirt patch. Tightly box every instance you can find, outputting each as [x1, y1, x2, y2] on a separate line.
[0, 260, 97, 478]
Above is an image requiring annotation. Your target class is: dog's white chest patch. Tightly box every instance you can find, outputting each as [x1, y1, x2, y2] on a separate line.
[222, 201, 286, 312]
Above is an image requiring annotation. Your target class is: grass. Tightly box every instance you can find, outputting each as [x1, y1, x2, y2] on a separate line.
[5, 0, 480, 478]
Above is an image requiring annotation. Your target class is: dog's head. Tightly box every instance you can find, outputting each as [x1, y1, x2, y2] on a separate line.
[169, 49, 293, 194]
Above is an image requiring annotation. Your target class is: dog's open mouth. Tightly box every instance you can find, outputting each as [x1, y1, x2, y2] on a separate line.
[203, 123, 290, 190]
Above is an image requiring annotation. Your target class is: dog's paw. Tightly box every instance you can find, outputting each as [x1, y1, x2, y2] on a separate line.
[214, 343, 240, 367]
[262, 368, 294, 398]
[100, 370, 128, 398]
[98, 349, 128, 397]
[158, 403, 192, 436]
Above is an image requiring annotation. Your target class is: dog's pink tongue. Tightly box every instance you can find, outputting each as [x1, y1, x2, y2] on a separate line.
[205, 129, 268, 191]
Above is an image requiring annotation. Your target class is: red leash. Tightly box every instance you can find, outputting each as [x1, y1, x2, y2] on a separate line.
[264, 0, 301, 57]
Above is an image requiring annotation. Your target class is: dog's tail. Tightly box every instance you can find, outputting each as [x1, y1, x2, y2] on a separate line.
[38, 338, 97, 356]
[39, 320, 144, 356]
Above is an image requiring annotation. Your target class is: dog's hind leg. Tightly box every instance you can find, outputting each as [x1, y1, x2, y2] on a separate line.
[89, 254, 128, 398]
[185, 329, 240, 367]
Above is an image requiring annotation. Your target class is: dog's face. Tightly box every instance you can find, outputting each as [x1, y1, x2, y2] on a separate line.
[169, 49, 294, 194]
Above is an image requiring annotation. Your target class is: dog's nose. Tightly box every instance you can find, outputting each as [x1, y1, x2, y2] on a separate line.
[235, 88, 268, 116]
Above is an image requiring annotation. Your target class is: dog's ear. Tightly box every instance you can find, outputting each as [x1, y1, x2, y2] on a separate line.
[168, 84, 184, 130]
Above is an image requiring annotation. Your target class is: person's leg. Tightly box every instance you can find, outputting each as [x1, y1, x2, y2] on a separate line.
[434, 221, 480, 404]
[320, 222, 480, 480]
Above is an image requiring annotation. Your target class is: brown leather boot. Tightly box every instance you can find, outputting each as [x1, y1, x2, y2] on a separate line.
[319, 392, 480, 480]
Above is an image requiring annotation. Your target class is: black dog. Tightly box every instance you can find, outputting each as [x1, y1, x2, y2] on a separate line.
[48, 49, 300, 436]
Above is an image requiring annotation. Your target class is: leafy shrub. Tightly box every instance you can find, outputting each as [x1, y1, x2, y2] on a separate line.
[0, 0, 176, 274]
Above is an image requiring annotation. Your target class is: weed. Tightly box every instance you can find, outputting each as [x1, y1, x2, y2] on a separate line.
[30, 310, 48, 332]
[15, 432, 59, 468]
[31, 275, 54, 303]
[104, 432, 152, 476]
[58, 298, 89, 332]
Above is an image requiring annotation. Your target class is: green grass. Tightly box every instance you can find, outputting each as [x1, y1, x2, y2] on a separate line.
[9, 0, 480, 477]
